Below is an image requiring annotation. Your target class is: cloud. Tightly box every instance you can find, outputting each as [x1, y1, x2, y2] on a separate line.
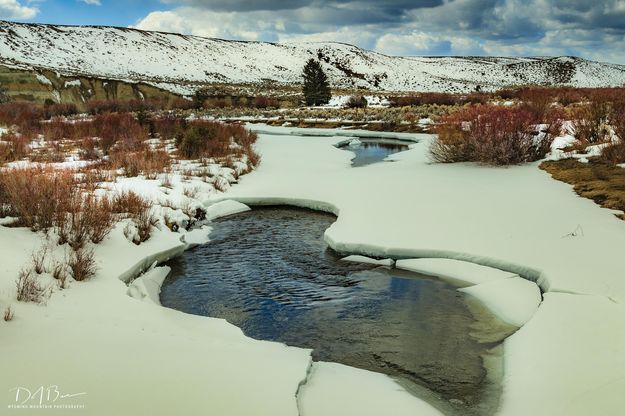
[158, 0, 444, 13]
[78, 0, 102, 5]
[133, 0, 625, 63]
[0, 0, 38, 19]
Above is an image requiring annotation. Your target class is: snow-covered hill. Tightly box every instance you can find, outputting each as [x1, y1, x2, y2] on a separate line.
[1, 20, 625, 95]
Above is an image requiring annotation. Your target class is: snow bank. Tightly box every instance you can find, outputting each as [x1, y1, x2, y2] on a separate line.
[247, 123, 421, 143]
[340, 255, 393, 267]
[127, 264, 171, 305]
[299, 362, 443, 416]
[396, 258, 516, 286]
[181, 225, 212, 246]
[500, 293, 625, 415]
[460, 277, 542, 327]
[204, 199, 251, 221]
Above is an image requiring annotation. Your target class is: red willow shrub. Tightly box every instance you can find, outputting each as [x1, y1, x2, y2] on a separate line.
[431, 105, 558, 165]
[495, 87, 625, 107]
[252, 96, 280, 109]
[175, 120, 258, 160]
[390, 92, 491, 107]
[109, 148, 171, 178]
[0, 168, 74, 230]
[0, 102, 42, 138]
[86, 98, 166, 115]
[91, 112, 147, 153]
[390, 93, 458, 107]
[43, 103, 78, 119]
[152, 114, 186, 140]
[0, 132, 30, 162]
[571, 101, 611, 143]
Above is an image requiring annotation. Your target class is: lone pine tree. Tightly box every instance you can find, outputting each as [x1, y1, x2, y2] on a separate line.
[302, 58, 331, 106]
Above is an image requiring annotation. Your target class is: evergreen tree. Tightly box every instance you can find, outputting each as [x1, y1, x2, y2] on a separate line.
[0, 84, 9, 104]
[302, 59, 331, 106]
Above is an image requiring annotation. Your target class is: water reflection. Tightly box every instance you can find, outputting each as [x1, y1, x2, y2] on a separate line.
[161, 207, 510, 415]
[337, 138, 410, 166]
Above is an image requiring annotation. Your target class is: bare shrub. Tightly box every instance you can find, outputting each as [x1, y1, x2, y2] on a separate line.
[213, 176, 229, 192]
[0, 132, 30, 162]
[112, 191, 150, 217]
[183, 186, 199, 199]
[86, 99, 165, 115]
[112, 191, 157, 244]
[252, 96, 280, 109]
[134, 208, 158, 244]
[55, 190, 115, 247]
[247, 149, 261, 169]
[0, 168, 74, 231]
[3, 306, 14, 322]
[31, 245, 48, 274]
[68, 248, 97, 281]
[390, 93, 459, 107]
[431, 105, 557, 165]
[16, 268, 47, 303]
[0, 102, 42, 138]
[160, 174, 173, 189]
[611, 107, 625, 142]
[91, 112, 147, 153]
[175, 120, 258, 160]
[345, 95, 368, 108]
[600, 142, 625, 164]
[42, 103, 78, 119]
[109, 148, 171, 178]
[40, 119, 79, 142]
[572, 102, 611, 143]
[51, 261, 69, 289]
[518, 88, 553, 121]
[153, 115, 185, 140]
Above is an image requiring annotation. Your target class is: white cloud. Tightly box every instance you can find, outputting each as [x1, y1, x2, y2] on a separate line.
[78, 0, 102, 6]
[132, 2, 625, 64]
[134, 8, 277, 41]
[0, 0, 38, 19]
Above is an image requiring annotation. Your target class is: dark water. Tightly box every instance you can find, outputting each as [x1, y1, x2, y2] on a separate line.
[161, 207, 512, 415]
[337, 138, 410, 166]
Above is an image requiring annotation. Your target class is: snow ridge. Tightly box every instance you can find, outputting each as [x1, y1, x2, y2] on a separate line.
[2, 20, 625, 94]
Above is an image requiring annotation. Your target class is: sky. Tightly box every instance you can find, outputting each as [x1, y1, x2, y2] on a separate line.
[2, 0, 625, 64]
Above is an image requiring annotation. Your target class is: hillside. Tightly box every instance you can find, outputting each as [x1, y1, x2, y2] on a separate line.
[1, 20, 625, 97]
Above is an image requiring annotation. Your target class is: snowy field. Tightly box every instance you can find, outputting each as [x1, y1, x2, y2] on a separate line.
[1, 125, 624, 415]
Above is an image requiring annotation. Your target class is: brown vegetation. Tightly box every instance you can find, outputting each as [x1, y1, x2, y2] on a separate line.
[431, 105, 560, 165]
[541, 158, 625, 220]
[3, 306, 13, 321]
[67, 247, 97, 281]
[16, 268, 47, 303]
[112, 191, 157, 244]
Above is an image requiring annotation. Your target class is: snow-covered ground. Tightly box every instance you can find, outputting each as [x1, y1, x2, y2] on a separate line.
[1, 124, 625, 415]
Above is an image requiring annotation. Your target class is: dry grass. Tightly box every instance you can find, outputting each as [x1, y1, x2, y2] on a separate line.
[540, 158, 625, 220]
[109, 148, 171, 178]
[67, 247, 97, 281]
[57, 193, 115, 247]
[31, 245, 48, 274]
[112, 191, 157, 244]
[112, 191, 150, 217]
[600, 142, 625, 165]
[4, 306, 14, 321]
[0, 168, 74, 231]
[51, 261, 68, 288]
[16, 268, 47, 303]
